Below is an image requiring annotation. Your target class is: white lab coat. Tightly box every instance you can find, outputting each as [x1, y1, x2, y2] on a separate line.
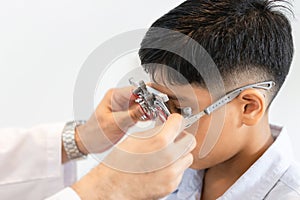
[0, 124, 77, 200]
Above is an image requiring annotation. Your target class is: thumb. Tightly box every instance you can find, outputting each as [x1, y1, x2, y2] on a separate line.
[112, 104, 144, 132]
[159, 113, 185, 142]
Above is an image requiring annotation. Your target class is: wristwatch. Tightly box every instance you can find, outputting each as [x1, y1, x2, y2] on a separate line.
[62, 120, 86, 160]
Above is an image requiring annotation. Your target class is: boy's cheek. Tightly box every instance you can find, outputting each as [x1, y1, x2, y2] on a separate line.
[189, 115, 241, 169]
[188, 120, 214, 169]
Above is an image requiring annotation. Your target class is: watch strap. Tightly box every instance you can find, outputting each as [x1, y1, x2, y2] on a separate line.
[62, 120, 86, 160]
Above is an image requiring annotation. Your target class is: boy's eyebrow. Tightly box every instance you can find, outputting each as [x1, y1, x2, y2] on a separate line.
[168, 95, 178, 100]
[167, 94, 186, 101]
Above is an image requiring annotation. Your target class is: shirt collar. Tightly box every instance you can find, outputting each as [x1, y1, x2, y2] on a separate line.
[175, 169, 204, 199]
[219, 125, 293, 199]
[172, 125, 293, 200]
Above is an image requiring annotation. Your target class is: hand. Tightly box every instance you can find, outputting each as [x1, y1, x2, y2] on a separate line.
[72, 114, 196, 200]
[75, 86, 144, 154]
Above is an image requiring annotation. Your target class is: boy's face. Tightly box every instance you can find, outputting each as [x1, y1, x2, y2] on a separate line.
[151, 82, 249, 170]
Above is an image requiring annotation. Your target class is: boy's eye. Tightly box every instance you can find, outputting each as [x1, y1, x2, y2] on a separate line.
[167, 101, 183, 114]
[172, 107, 182, 114]
[166, 100, 193, 117]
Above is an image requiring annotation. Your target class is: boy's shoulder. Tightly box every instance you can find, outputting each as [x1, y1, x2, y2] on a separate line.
[266, 161, 300, 199]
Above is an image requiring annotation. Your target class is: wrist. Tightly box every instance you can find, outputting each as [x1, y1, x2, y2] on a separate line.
[75, 125, 89, 155]
[61, 141, 69, 163]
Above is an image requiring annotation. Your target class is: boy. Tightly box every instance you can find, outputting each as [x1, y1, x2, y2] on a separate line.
[138, 0, 300, 199]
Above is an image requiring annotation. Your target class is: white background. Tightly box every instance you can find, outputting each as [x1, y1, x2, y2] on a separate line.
[0, 0, 299, 178]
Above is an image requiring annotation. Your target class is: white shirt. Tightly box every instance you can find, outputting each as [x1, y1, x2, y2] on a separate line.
[0, 124, 76, 200]
[164, 125, 300, 200]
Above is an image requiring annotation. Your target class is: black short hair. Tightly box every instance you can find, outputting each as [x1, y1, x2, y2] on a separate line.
[138, 0, 294, 101]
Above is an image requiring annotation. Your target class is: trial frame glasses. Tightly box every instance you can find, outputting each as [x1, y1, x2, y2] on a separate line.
[183, 81, 275, 128]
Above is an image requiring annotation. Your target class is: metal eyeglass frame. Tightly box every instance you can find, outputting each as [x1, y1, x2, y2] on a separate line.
[183, 81, 276, 128]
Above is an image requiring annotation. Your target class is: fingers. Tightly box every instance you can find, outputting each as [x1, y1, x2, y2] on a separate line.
[113, 86, 135, 100]
[159, 113, 185, 142]
[128, 104, 146, 122]
[110, 86, 135, 111]
[152, 152, 193, 197]
[110, 103, 145, 132]
[110, 111, 137, 133]
[160, 152, 193, 193]
[170, 154, 194, 193]
[174, 131, 197, 156]
[173, 153, 194, 176]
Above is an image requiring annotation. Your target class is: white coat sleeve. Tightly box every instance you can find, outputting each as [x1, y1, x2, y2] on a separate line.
[45, 187, 81, 200]
[0, 123, 77, 200]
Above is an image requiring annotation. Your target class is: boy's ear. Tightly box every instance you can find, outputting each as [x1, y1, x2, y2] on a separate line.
[236, 89, 266, 126]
